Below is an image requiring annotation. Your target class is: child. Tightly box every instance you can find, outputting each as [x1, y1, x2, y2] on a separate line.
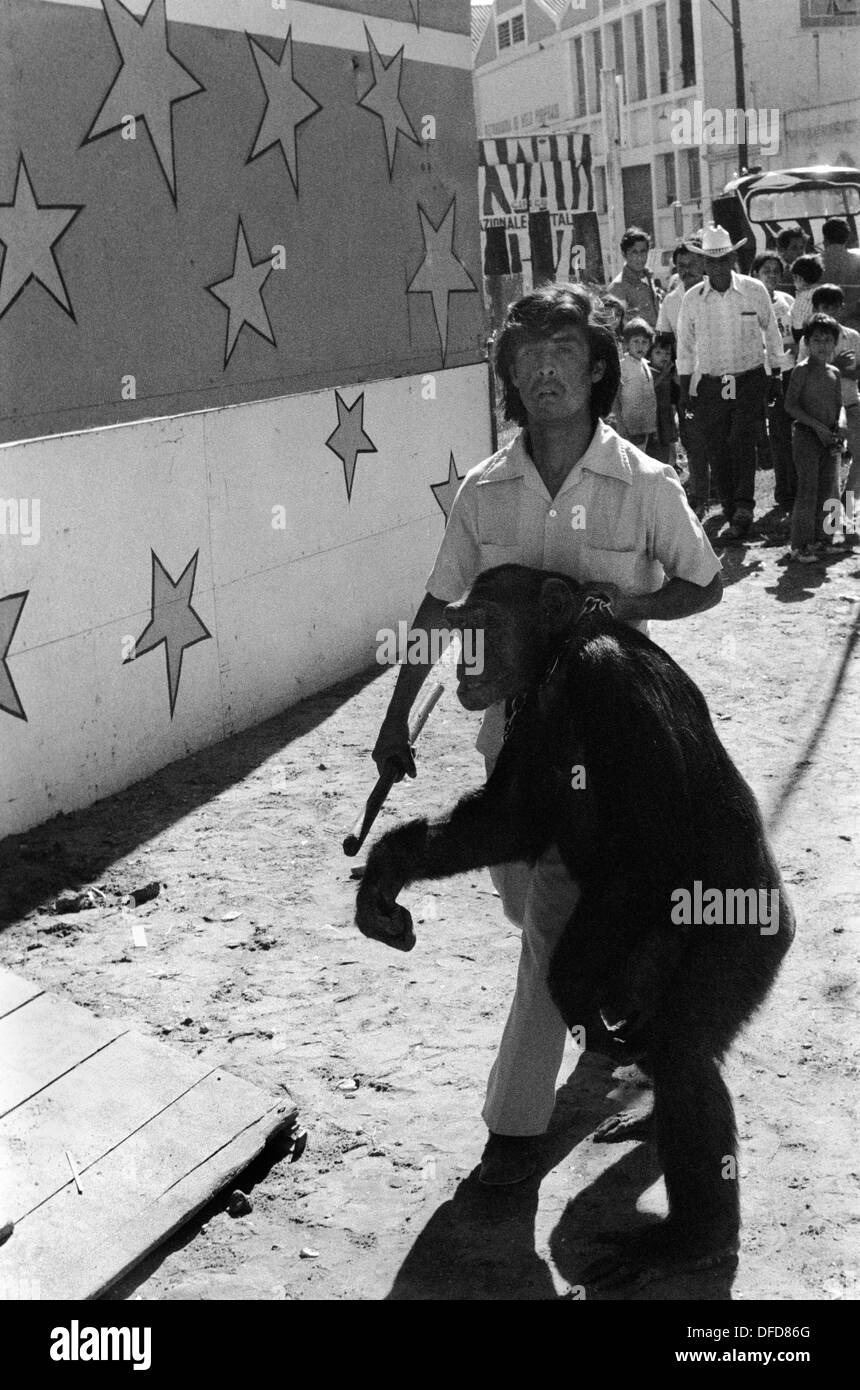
[613, 318, 657, 452]
[607, 226, 661, 327]
[601, 294, 626, 346]
[789, 253, 824, 343]
[799, 284, 860, 543]
[784, 314, 845, 562]
[648, 333, 680, 469]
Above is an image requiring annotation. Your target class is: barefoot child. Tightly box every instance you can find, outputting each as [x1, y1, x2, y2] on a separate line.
[784, 314, 845, 563]
[613, 318, 657, 452]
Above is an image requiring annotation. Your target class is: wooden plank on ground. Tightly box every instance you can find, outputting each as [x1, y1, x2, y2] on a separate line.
[0, 969, 43, 1020]
[0, 992, 128, 1120]
[0, 1031, 217, 1223]
[0, 1071, 296, 1300]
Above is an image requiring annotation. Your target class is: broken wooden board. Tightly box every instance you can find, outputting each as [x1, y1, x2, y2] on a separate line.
[0, 968, 296, 1300]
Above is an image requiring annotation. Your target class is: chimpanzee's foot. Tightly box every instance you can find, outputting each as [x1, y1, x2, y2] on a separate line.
[593, 1079, 654, 1143]
[583, 1221, 739, 1290]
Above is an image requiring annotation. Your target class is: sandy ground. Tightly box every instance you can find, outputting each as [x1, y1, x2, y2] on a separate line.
[1, 473, 858, 1303]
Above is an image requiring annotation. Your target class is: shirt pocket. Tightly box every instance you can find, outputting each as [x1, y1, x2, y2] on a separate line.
[478, 542, 522, 574]
[476, 482, 520, 547]
[578, 543, 642, 591]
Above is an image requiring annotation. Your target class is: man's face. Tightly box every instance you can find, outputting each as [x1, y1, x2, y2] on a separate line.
[705, 253, 734, 291]
[675, 250, 702, 290]
[782, 235, 806, 266]
[806, 329, 836, 364]
[510, 326, 605, 424]
[756, 259, 782, 297]
[624, 241, 649, 273]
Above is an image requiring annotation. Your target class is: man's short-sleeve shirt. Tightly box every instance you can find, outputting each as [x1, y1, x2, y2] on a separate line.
[427, 421, 721, 755]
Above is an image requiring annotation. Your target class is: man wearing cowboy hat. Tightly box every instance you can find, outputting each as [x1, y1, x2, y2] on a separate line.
[676, 224, 784, 540]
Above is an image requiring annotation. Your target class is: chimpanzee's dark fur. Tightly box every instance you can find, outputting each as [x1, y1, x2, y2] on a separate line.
[356, 565, 794, 1267]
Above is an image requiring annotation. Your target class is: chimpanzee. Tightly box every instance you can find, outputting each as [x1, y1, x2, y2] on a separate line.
[356, 564, 795, 1274]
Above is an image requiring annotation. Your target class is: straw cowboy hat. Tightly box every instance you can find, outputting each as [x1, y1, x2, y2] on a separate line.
[686, 223, 747, 257]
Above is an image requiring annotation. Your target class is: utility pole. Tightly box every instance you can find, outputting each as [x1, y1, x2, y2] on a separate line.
[730, 0, 748, 174]
[601, 67, 625, 276]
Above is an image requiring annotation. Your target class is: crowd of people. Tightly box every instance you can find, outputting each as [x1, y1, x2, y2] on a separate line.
[599, 217, 860, 563]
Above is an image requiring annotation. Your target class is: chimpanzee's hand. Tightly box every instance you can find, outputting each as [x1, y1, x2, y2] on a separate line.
[355, 846, 416, 952]
[577, 583, 620, 621]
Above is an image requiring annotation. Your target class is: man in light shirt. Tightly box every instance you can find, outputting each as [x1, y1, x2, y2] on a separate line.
[676, 225, 784, 541]
[370, 284, 721, 1186]
[657, 237, 708, 515]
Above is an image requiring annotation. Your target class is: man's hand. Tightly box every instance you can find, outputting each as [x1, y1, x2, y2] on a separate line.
[834, 348, 856, 377]
[372, 717, 416, 781]
[812, 421, 838, 445]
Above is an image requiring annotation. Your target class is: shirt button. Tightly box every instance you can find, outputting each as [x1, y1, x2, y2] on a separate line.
[549, 509, 557, 517]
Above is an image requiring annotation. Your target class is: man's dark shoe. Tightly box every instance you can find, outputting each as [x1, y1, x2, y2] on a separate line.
[726, 507, 754, 541]
[479, 1133, 539, 1186]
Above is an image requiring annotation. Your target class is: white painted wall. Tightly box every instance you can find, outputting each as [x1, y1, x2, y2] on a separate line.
[0, 364, 492, 835]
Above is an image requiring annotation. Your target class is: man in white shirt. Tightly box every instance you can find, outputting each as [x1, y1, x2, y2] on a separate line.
[370, 284, 722, 1186]
[676, 225, 784, 540]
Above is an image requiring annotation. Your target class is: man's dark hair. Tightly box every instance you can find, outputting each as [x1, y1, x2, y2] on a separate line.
[494, 284, 621, 426]
[802, 312, 840, 343]
[672, 234, 701, 265]
[822, 217, 851, 245]
[752, 251, 783, 276]
[620, 226, 651, 254]
[811, 282, 845, 310]
[776, 223, 806, 254]
[791, 253, 823, 286]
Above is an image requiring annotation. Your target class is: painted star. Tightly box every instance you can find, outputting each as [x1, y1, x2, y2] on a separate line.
[325, 392, 377, 502]
[246, 28, 323, 195]
[206, 219, 276, 368]
[358, 27, 419, 178]
[0, 591, 28, 721]
[406, 199, 478, 363]
[0, 158, 82, 321]
[128, 551, 211, 718]
[430, 453, 464, 521]
[83, 0, 204, 204]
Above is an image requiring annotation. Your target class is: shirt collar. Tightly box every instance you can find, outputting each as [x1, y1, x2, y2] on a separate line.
[477, 423, 634, 493]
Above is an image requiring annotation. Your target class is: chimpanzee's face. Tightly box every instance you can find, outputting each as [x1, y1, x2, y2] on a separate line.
[445, 599, 542, 710]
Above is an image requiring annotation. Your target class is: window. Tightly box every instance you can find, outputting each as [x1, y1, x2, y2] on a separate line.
[631, 12, 647, 101]
[661, 151, 677, 205]
[573, 35, 586, 118]
[497, 9, 526, 53]
[686, 147, 701, 201]
[679, 0, 696, 88]
[611, 19, 625, 85]
[591, 28, 603, 113]
[655, 3, 669, 95]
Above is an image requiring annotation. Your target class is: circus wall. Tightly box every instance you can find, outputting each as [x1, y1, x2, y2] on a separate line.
[0, 0, 490, 836]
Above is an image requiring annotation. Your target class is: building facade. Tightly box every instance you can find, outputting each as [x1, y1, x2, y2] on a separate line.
[472, 0, 860, 292]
